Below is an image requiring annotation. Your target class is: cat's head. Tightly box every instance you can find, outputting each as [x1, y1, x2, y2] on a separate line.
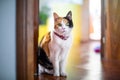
[53, 11, 73, 36]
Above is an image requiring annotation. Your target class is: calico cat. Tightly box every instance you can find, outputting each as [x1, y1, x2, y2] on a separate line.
[38, 11, 73, 76]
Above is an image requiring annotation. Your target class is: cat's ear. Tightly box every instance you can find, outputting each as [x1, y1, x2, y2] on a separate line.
[53, 12, 59, 21]
[66, 11, 72, 20]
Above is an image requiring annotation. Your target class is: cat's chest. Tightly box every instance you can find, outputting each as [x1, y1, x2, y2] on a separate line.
[51, 34, 72, 48]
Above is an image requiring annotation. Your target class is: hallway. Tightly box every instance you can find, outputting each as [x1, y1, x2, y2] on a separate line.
[37, 41, 120, 80]
[66, 41, 102, 80]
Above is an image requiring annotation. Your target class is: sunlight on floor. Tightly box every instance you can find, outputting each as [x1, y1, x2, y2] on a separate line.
[66, 41, 102, 80]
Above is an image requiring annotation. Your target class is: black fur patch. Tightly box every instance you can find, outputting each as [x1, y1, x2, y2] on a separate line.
[37, 47, 53, 70]
[64, 17, 73, 28]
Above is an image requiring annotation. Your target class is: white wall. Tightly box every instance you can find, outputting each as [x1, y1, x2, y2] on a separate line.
[81, 0, 90, 42]
[0, 0, 16, 80]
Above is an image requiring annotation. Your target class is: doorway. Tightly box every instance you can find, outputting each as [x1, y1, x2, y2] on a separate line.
[16, 0, 103, 80]
[38, 0, 102, 79]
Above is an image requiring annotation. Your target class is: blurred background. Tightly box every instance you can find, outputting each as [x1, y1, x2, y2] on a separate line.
[39, 0, 101, 79]
[39, 0, 101, 43]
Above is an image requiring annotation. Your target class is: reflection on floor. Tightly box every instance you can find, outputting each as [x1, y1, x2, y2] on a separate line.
[37, 41, 120, 80]
[66, 41, 101, 80]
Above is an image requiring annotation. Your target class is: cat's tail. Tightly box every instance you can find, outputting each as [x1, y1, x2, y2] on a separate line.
[37, 47, 53, 70]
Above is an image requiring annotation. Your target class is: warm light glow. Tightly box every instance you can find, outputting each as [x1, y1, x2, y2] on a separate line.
[89, 0, 101, 40]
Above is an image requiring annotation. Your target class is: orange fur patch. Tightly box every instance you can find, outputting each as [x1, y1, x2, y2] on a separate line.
[39, 32, 51, 57]
[54, 18, 69, 29]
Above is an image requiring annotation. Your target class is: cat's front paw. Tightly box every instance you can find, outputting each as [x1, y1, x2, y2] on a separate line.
[53, 73, 60, 76]
[60, 72, 67, 77]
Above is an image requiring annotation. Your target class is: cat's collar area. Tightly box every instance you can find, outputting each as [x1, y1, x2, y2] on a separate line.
[54, 32, 69, 40]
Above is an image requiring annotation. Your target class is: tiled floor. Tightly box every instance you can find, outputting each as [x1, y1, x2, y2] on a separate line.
[37, 41, 120, 80]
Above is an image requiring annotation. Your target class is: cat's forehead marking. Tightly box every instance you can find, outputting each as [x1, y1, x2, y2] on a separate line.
[56, 17, 68, 24]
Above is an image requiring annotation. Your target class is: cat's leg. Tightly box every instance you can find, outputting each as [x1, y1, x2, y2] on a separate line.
[53, 59, 59, 76]
[60, 50, 69, 77]
[50, 50, 60, 76]
[38, 64, 45, 75]
[60, 60, 67, 76]
[44, 69, 53, 75]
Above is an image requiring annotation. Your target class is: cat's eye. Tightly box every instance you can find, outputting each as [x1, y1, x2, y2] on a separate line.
[66, 23, 69, 26]
[58, 23, 62, 26]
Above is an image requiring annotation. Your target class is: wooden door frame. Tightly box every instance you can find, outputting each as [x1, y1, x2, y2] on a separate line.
[16, 0, 106, 79]
[16, 0, 39, 80]
[101, 0, 107, 59]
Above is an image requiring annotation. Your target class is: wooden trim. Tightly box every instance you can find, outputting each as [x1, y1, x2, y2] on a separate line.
[101, 0, 107, 59]
[16, 0, 38, 80]
[16, 0, 27, 79]
[33, 0, 39, 77]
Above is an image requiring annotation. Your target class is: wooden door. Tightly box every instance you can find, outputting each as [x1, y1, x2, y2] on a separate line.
[16, 0, 39, 80]
[102, 0, 120, 61]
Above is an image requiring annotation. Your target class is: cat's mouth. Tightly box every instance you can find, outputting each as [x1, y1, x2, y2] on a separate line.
[58, 29, 65, 33]
[61, 29, 66, 32]
[57, 29, 67, 34]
